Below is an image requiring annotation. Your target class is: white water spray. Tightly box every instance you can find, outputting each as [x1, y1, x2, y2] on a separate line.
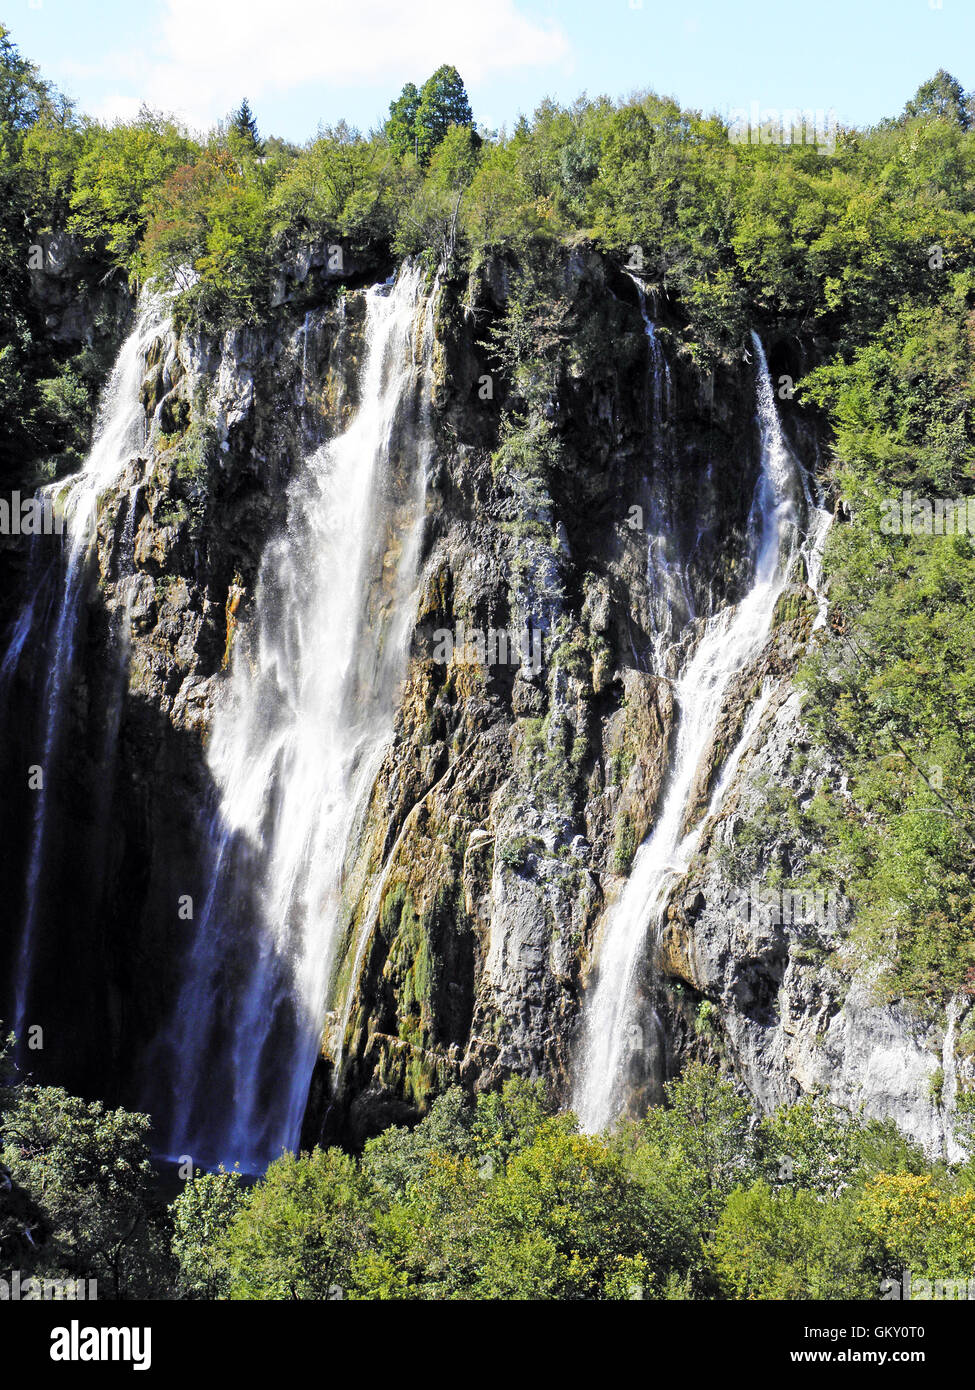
[628, 278, 693, 671]
[574, 331, 817, 1133]
[156, 264, 434, 1169]
[11, 293, 168, 1042]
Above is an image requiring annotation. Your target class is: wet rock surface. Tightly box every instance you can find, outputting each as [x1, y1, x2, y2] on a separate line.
[2, 247, 967, 1156]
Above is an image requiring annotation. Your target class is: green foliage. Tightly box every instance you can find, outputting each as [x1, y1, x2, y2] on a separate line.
[170, 1167, 246, 1298]
[8, 23, 972, 374]
[386, 66, 475, 169]
[270, 122, 400, 251]
[856, 1172, 975, 1281]
[637, 1063, 761, 1227]
[385, 82, 421, 161]
[0, 1046, 971, 1301]
[482, 247, 572, 412]
[0, 1082, 171, 1297]
[393, 123, 479, 265]
[497, 833, 541, 871]
[68, 109, 197, 264]
[0, 27, 122, 481]
[229, 98, 263, 155]
[798, 304, 975, 1006]
[904, 69, 972, 130]
[711, 1182, 875, 1299]
[0, 24, 49, 143]
[759, 1095, 866, 1196]
[471, 1128, 671, 1300]
[219, 1147, 375, 1300]
[415, 66, 475, 165]
[359, 1078, 689, 1300]
[138, 143, 270, 322]
[362, 1086, 476, 1196]
[612, 814, 637, 874]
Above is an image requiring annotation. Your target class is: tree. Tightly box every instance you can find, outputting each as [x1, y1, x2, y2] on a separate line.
[759, 1095, 864, 1196]
[414, 65, 475, 165]
[269, 123, 395, 246]
[393, 123, 480, 265]
[170, 1167, 246, 1299]
[356, 1081, 570, 1299]
[473, 1128, 687, 1299]
[904, 70, 971, 130]
[139, 144, 270, 316]
[482, 245, 572, 411]
[0, 23, 49, 149]
[857, 1173, 975, 1283]
[711, 1182, 874, 1299]
[68, 107, 197, 263]
[356, 1152, 483, 1299]
[385, 81, 420, 160]
[0, 1085, 171, 1297]
[638, 1062, 760, 1223]
[219, 1147, 375, 1299]
[361, 1086, 476, 1196]
[229, 97, 263, 154]
[470, 1077, 560, 1169]
[462, 142, 548, 249]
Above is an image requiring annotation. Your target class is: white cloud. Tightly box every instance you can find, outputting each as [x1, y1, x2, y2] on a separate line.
[95, 0, 571, 132]
[89, 93, 147, 125]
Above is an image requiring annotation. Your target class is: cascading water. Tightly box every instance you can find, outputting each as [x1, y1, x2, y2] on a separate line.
[6, 293, 168, 1047]
[573, 330, 820, 1134]
[153, 263, 434, 1170]
[628, 278, 693, 671]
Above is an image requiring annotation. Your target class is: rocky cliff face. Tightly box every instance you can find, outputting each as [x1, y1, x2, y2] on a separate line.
[3, 244, 970, 1159]
[661, 685, 973, 1162]
[0, 254, 377, 1101]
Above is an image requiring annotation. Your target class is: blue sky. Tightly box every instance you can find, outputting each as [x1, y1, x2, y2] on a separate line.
[7, 0, 974, 141]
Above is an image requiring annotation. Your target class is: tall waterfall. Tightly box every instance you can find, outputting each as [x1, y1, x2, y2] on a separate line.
[628, 277, 692, 671]
[573, 330, 813, 1134]
[6, 293, 168, 1046]
[154, 264, 434, 1170]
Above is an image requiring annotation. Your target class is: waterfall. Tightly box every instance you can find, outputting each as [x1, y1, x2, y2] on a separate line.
[7, 293, 168, 1047]
[627, 277, 692, 671]
[573, 330, 810, 1133]
[153, 263, 434, 1171]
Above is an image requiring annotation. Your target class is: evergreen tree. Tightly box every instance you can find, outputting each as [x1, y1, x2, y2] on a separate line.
[414, 65, 475, 165]
[230, 97, 263, 152]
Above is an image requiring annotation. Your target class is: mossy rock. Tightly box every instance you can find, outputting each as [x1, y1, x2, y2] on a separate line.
[773, 586, 818, 629]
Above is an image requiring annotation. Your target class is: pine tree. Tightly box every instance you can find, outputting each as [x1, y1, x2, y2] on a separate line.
[414, 65, 474, 166]
[230, 97, 263, 152]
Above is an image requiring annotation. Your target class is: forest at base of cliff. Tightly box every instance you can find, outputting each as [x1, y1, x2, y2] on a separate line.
[3, 1034, 975, 1300]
